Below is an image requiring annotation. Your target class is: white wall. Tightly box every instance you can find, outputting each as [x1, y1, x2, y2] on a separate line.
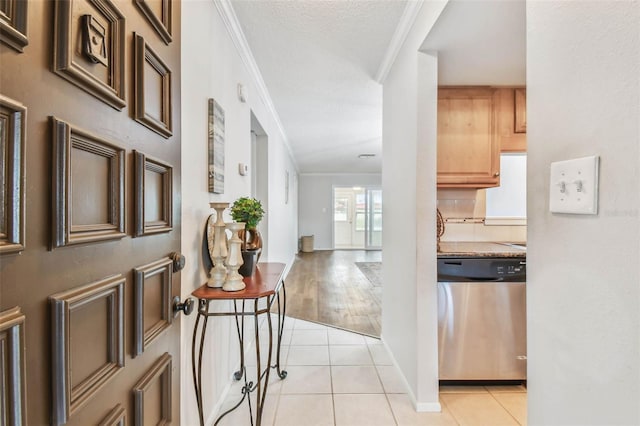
[527, 2, 640, 425]
[298, 173, 381, 249]
[180, 2, 298, 424]
[381, 1, 448, 411]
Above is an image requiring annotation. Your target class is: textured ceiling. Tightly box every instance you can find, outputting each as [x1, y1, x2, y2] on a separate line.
[232, 1, 407, 173]
[422, 0, 526, 86]
[231, 0, 526, 173]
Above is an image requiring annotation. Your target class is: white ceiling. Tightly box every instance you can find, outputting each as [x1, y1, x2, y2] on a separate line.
[422, 0, 526, 86]
[230, 0, 526, 174]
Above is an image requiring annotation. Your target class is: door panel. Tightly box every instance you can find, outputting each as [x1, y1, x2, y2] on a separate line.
[0, 0, 182, 424]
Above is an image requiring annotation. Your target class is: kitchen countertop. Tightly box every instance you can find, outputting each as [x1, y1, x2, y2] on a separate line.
[438, 241, 526, 258]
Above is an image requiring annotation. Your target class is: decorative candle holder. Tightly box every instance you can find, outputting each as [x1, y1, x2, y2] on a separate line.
[207, 202, 229, 288]
[223, 222, 245, 292]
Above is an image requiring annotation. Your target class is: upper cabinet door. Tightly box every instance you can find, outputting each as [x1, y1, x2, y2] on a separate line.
[495, 88, 527, 152]
[437, 88, 500, 188]
[514, 88, 527, 133]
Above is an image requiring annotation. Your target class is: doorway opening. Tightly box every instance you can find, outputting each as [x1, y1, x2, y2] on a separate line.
[333, 186, 382, 250]
[250, 112, 269, 259]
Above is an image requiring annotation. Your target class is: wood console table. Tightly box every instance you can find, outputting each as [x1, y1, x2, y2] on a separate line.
[191, 263, 288, 426]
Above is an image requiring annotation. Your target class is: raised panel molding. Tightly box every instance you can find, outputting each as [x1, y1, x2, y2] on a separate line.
[53, 0, 125, 110]
[0, 95, 26, 255]
[132, 353, 172, 426]
[133, 257, 173, 357]
[133, 33, 173, 138]
[514, 88, 527, 134]
[0, 0, 28, 52]
[0, 307, 27, 426]
[50, 274, 125, 425]
[134, 0, 172, 44]
[51, 117, 126, 248]
[98, 403, 126, 426]
[134, 151, 173, 236]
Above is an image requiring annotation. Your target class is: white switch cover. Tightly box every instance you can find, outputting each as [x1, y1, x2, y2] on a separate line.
[549, 155, 599, 214]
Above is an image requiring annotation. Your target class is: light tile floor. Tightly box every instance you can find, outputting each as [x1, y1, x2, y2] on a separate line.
[216, 316, 527, 426]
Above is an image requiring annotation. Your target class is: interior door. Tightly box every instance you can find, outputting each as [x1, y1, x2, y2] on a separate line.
[333, 189, 353, 248]
[0, 1, 182, 424]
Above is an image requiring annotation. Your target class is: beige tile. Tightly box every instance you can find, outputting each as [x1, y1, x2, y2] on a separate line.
[328, 328, 367, 345]
[277, 329, 293, 345]
[294, 319, 329, 330]
[259, 325, 293, 345]
[364, 336, 383, 345]
[270, 314, 295, 330]
[387, 394, 458, 426]
[441, 393, 519, 426]
[333, 394, 395, 426]
[368, 344, 393, 365]
[376, 365, 406, 394]
[329, 345, 373, 365]
[439, 385, 488, 394]
[290, 329, 328, 346]
[217, 391, 278, 426]
[245, 341, 288, 368]
[280, 366, 332, 394]
[331, 366, 383, 394]
[492, 393, 527, 425]
[287, 345, 330, 365]
[274, 394, 334, 426]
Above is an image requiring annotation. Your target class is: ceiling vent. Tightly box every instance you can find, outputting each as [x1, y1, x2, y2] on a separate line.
[358, 154, 376, 159]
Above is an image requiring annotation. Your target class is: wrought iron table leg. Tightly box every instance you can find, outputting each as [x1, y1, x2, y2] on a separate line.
[192, 299, 209, 426]
[233, 300, 246, 381]
[273, 281, 288, 379]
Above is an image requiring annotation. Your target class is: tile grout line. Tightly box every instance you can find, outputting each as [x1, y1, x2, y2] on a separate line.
[271, 315, 293, 426]
[487, 390, 524, 426]
[441, 397, 462, 426]
[367, 343, 399, 425]
[330, 346, 337, 426]
[439, 395, 463, 426]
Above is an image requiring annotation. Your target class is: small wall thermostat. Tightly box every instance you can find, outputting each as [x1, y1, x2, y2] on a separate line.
[549, 155, 599, 214]
[238, 163, 248, 176]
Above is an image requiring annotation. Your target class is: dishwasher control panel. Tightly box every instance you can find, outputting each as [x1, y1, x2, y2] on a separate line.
[437, 257, 526, 282]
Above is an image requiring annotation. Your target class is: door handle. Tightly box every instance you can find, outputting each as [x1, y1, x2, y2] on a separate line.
[170, 252, 186, 272]
[173, 296, 194, 317]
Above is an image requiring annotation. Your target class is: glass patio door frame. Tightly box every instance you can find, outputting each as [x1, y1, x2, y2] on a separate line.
[365, 187, 382, 250]
[332, 186, 382, 250]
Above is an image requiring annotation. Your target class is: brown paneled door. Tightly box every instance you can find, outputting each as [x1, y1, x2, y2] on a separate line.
[0, 1, 183, 424]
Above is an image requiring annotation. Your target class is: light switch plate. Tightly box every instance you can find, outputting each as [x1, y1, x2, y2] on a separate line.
[549, 155, 599, 214]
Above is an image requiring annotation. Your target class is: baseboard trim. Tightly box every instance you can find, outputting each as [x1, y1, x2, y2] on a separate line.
[380, 334, 442, 413]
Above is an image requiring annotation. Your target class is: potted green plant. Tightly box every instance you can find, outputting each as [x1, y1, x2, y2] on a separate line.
[230, 197, 265, 276]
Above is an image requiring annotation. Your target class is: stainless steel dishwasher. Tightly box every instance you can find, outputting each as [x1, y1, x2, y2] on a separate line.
[437, 256, 527, 381]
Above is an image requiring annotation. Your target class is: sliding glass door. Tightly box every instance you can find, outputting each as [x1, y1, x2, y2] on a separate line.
[333, 186, 382, 250]
[365, 188, 382, 249]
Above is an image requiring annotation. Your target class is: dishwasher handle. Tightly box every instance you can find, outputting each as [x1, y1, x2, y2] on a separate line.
[438, 275, 505, 282]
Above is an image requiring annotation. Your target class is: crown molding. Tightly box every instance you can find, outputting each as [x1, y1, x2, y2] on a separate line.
[375, 1, 425, 84]
[214, 0, 298, 171]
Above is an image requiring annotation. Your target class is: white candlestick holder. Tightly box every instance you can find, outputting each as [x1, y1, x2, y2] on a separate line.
[207, 202, 229, 288]
[223, 222, 245, 292]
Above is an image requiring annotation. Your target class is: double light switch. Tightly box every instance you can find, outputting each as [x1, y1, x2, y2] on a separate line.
[549, 155, 600, 215]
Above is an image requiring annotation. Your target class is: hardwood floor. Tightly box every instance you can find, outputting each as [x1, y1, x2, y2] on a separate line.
[280, 250, 382, 336]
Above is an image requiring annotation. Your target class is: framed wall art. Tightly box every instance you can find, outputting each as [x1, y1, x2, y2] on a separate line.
[208, 98, 225, 194]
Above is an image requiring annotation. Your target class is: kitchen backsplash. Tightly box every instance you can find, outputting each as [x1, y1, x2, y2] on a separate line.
[437, 189, 527, 242]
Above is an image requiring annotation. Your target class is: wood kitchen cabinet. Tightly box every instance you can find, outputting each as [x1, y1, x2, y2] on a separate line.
[494, 88, 527, 152]
[437, 88, 500, 188]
